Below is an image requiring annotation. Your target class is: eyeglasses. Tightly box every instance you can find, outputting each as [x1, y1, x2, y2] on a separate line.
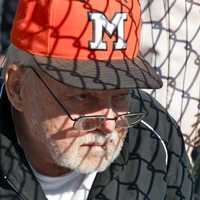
[73, 112, 146, 131]
[31, 68, 146, 131]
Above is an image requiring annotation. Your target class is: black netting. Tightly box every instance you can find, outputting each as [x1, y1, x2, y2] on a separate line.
[140, 0, 200, 156]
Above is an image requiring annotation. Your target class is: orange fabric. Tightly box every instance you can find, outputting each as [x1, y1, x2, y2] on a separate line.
[11, 0, 141, 60]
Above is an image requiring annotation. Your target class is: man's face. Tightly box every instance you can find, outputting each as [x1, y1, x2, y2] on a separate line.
[20, 69, 129, 174]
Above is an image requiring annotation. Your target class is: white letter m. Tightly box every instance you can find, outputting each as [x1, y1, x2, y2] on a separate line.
[89, 12, 127, 50]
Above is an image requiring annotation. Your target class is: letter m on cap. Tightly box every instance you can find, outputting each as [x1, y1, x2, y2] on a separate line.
[88, 12, 127, 50]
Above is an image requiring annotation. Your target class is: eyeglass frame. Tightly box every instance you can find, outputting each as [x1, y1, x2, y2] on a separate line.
[30, 67, 146, 130]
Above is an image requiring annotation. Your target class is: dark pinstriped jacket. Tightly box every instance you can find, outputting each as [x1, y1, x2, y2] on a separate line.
[0, 88, 194, 200]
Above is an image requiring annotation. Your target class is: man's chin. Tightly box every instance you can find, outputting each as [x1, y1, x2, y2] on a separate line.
[55, 150, 120, 174]
[56, 159, 102, 174]
[50, 129, 127, 174]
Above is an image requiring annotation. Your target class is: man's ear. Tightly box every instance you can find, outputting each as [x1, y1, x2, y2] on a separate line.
[4, 65, 26, 112]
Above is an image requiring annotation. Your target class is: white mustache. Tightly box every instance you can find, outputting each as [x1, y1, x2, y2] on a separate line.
[79, 131, 118, 145]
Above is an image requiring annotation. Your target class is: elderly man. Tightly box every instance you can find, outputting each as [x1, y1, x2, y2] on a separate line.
[0, 0, 194, 200]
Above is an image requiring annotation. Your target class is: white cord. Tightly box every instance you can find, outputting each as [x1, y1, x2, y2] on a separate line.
[141, 120, 168, 166]
[0, 82, 4, 98]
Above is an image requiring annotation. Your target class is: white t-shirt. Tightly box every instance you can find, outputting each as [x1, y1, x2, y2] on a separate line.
[32, 169, 97, 200]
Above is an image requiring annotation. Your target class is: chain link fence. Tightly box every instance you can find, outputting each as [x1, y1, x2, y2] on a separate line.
[0, 0, 199, 160]
[141, 0, 200, 161]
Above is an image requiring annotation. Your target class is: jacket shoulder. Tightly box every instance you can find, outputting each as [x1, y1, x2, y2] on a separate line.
[128, 89, 194, 199]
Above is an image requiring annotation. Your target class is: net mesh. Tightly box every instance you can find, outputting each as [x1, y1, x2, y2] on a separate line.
[140, 0, 200, 159]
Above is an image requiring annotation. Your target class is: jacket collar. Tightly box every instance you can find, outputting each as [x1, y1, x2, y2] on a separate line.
[0, 87, 47, 200]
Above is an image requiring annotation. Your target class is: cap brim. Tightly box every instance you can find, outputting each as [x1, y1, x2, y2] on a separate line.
[5, 44, 163, 90]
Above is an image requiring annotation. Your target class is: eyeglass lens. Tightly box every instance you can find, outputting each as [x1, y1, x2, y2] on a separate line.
[74, 113, 145, 131]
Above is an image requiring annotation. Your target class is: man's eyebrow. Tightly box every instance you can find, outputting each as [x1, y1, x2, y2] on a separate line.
[90, 90, 129, 97]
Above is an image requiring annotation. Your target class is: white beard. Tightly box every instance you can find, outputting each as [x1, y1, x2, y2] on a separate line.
[46, 129, 127, 174]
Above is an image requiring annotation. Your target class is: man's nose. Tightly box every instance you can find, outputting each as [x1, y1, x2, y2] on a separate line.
[97, 108, 116, 133]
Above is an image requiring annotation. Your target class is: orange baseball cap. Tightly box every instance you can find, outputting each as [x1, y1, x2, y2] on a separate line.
[7, 0, 162, 89]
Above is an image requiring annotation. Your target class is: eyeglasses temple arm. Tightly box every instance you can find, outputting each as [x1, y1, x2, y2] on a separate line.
[31, 68, 74, 121]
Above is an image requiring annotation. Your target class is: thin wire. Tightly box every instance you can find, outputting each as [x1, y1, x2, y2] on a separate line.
[141, 120, 168, 166]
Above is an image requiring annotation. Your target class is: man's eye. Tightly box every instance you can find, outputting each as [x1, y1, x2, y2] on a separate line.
[74, 94, 90, 101]
[113, 94, 128, 101]
[112, 95, 129, 111]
